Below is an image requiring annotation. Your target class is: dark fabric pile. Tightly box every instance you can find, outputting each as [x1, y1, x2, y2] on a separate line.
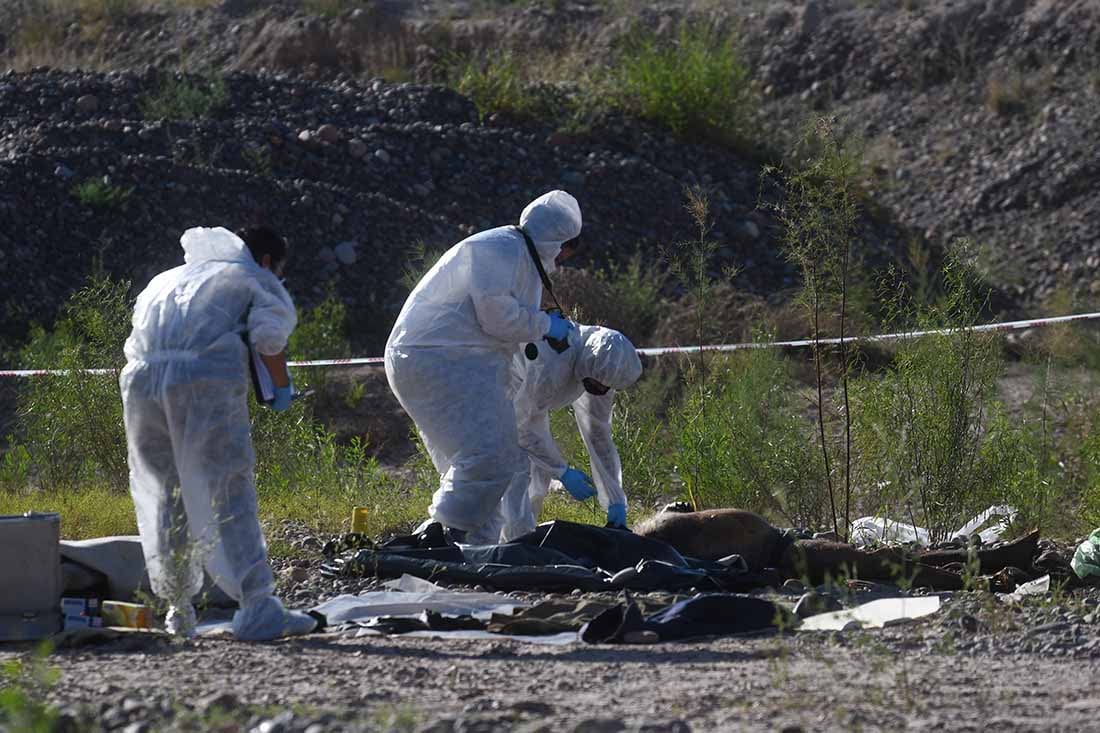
[318, 521, 792, 642]
[320, 520, 781, 594]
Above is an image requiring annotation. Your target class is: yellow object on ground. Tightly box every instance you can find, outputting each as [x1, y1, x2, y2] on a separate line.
[350, 507, 370, 534]
[100, 601, 153, 629]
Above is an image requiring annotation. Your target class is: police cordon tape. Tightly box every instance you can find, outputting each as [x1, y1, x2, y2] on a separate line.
[2, 310, 1100, 378]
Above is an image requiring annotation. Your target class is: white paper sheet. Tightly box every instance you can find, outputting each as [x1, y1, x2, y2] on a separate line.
[799, 595, 942, 631]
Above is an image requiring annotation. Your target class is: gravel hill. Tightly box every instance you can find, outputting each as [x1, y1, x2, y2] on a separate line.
[6, 0, 1099, 356]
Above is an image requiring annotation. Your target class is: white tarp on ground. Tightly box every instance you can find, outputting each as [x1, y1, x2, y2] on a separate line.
[799, 595, 942, 631]
[197, 575, 526, 638]
[314, 574, 524, 624]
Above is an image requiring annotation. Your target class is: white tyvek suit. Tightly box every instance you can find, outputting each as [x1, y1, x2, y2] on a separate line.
[497, 325, 643, 541]
[120, 227, 309, 640]
[385, 191, 582, 544]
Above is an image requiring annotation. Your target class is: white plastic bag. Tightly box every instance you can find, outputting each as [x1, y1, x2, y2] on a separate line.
[849, 505, 1017, 548]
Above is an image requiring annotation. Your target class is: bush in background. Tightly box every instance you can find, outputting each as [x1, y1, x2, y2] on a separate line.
[11, 271, 131, 491]
[854, 251, 1015, 541]
[140, 72, 227, 120]
[610, 24, 756, 149]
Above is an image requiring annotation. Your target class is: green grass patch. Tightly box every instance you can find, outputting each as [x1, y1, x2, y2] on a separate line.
[0, 485, 137, 539]
[140, 72, 227, 120]
[71, 178, 132, 210]
[610, 24, 755, 148]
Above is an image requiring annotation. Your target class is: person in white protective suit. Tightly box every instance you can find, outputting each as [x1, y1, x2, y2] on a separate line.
[496, 325, 643, 541]
[119, 226, 317, 641]
[385, 190, 584, 544]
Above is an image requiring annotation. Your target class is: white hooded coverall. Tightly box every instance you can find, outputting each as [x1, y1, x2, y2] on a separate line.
[497, 325, 643, 541]
[385, 191, 582, 544]
[120, 227, 307, 640]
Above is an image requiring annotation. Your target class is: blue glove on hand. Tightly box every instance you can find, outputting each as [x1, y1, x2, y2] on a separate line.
[560, 467, 597, 501]
[545, 312, 573, 342]
[271, 384, 294, 412]
[606, 503, 628, 528]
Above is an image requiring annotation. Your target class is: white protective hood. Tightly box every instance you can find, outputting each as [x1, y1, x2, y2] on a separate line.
[519, 190, 582, 275]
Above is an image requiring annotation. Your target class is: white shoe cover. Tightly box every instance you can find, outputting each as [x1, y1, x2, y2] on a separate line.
[231, 596, 317, 641]
[165, 603, 197, 638]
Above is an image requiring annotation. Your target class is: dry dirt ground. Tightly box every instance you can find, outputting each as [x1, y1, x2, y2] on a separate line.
[3, 621, 1100, 732]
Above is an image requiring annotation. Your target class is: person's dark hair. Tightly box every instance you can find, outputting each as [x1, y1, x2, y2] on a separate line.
[239, 226, 287, 267]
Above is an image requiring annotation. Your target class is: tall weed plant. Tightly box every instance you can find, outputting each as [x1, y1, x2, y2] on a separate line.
[766, 118, 864, 539]
[854, 249, 1017, 542]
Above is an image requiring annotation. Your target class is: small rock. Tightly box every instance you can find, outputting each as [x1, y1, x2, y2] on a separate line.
[639, 721, 691, 733]
[561, 170, 586, 187]
[959, 614, 979, 633]
[417, 720, 457, 733]
[123, 723, 149, 733]
[281, 566, 309, 584]
[572, 718, 626, 733]
[316, 124, 341, 143]
[374, 148, 391, 164]
[76, 94, 99, 113]
[737, 219, 761, 240]
[54, 165, 75, 179]
[199, 691, 239, 714]
[334, 241, 358, 265]
[297, 130, 314, 143]
[347, 138, 367, 158]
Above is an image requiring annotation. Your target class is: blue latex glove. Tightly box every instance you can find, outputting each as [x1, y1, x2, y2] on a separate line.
[271, 384, 294, 412]
[607, 503, 628, 528]
[545, 312, 573, 342]
[560, 467, 597, 501]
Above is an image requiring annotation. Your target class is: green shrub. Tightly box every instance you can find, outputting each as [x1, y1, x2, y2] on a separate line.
[0, 645, 59, 733]
[594, 252, 669, 343]
[853, 253, 1015, 541]
[10, 272, 131, 492]
[610, 24, 755, 148]
[672, 348, 824, 524]
[141, 73, 227, 120]
[71, 177, 132, 210]
[449, 53, 566, 122]
[288, 289, 351, 393]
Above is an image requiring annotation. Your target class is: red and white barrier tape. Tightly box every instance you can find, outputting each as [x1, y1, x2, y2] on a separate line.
[2, 311, 1099, 378]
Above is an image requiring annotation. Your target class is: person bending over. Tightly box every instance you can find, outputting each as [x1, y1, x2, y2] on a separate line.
[495, 325, 643, 541]
[385, 191, 581, 544]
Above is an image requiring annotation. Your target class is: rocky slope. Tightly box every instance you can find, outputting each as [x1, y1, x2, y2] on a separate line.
[2, 0, 1099, 356]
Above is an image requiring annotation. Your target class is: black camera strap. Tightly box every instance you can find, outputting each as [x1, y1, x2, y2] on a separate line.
[514, 225, 563, 312]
